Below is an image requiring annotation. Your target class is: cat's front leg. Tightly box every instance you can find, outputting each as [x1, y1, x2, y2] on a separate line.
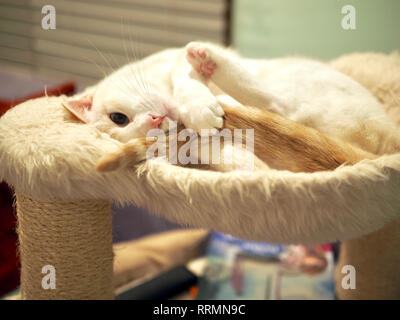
[185, 41, 288, 115]
[170, 48, 224, 135]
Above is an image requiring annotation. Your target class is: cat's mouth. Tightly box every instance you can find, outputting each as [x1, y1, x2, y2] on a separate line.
[149, 114, 165, 128]
[147, 114, 175, 133]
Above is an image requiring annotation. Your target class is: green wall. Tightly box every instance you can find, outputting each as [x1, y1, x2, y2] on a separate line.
[232, 0, 400, 59]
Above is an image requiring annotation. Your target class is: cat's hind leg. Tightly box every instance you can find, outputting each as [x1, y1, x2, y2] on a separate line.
[95, 138, 151, 172]
[185, 41, 289, 115]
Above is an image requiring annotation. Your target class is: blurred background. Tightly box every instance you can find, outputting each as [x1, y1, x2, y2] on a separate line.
[0, 0, 399, 296]
[0, 0, 229, 88]
[1, 0, 400, 89]
[233, 0, 400, 59]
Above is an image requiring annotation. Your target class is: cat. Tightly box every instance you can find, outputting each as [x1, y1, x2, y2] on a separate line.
[63, 41, 400, 156]
[93, 42, 400, 172]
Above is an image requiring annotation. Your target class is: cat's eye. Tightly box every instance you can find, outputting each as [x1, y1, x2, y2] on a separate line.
[110, 112, 129, 126]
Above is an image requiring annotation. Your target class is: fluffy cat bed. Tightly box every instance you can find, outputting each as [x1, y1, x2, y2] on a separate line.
[0, 52, 399, 299]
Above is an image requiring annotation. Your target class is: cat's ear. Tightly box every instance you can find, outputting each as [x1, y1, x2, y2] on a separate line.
[62, 95, 93, 123]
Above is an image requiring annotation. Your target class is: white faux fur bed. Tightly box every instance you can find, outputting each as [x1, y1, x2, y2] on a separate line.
[0, 52, 399, 299]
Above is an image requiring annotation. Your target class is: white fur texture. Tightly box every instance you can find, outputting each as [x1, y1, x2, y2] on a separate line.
[0, 96, 399, 245]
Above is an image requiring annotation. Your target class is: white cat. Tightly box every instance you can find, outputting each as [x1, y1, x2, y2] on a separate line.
[64, 41, 400, 156]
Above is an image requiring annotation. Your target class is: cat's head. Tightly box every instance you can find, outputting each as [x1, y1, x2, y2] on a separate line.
[63, 79, 172, 142]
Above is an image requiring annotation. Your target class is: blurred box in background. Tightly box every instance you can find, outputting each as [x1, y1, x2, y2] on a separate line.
[196, 232, 335, 300]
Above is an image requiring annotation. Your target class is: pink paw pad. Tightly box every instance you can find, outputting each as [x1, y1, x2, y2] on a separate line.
[187, 50, 196, 59]
[186, 47, 217, 77]
[200, 61, 217, 77]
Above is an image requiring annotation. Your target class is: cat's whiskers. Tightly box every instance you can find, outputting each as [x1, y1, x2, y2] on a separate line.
[83, 41, 111, 81]
[87, 40, 137, 100]
[123, 21, 148, 94]
[134, 41, 152, 95]
[85, 42, 149, 111]
[124, 28, 162, 111]
[85, 24, 148, 107]
[120, 22, 157, 111]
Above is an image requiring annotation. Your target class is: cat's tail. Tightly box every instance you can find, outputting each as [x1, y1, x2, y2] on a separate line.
[95, 106, 376, 174]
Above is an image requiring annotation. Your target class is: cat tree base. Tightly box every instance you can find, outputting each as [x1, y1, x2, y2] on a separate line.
[16, 193, 113, 300]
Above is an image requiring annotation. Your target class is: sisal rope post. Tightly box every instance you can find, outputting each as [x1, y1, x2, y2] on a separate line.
[15, 193, 114, 300]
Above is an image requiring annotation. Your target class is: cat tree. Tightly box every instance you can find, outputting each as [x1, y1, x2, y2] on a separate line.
[0, 52, 399, 299]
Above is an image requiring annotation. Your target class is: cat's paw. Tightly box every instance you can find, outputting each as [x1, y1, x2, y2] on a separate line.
[95, 139, 149, 172]
[179, 96, 224, 135]
[186, 42, 217, 78]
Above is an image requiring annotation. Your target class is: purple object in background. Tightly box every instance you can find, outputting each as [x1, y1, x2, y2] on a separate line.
[112, 204, 182, 243]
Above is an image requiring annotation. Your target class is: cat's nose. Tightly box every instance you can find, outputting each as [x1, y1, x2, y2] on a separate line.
[149, 115, 165, 128]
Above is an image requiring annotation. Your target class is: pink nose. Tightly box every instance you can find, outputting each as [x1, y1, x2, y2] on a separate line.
[150, 115, 165, 128]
